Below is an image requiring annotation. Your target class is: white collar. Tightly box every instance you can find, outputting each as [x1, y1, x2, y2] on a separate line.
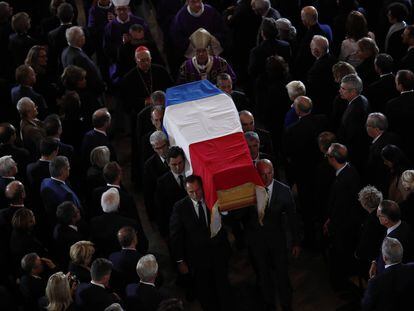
[51, 177, 66, 184]
[39, 158, 51, 162]
[187, 3, 204, 17]
[387, 220, 401, 235]
[122, 247, 136, 251]
[94, 128, 107, 136]
[1, 176, 15, 180]
[140, 281, 155, 287]
[106, 183, 120, 188]
[90, 280, 105, 288]
[380, 73, 393, 78]
[69, 224, 78, 231]
[336, 163, 348, 176]
[385, 262, 400, 269]
[401, 90, 414, 94]
[372, 133, 383, 144]
[116, 16, 130, 24]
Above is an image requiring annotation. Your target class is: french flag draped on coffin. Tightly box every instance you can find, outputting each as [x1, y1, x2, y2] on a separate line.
[164, 80, 267, 236]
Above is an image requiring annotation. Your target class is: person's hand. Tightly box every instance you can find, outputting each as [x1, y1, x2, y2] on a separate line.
[292, 246, 301, 259]
[107, 12, 115, 22]
[323, 219, 330, 236]
[41, 257, 56, 269]
[177, 261, 189, 275]
[369, 261, 377, 279]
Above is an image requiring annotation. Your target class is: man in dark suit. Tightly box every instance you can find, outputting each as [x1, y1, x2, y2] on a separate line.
[155, 146, 188, 238]
[239, 110, 274, 158]
[324, 143, 362, 290]
[170, 175, 232, 311]
[245, 131, 273, 165]
[399, 25, 414, 71]
[90, 187, 148, 257]
[370, 200, 413, 278]
[0, 123, 30, 180]
[283, 96, 328, 248]
[217, 73, 251, 112]
[126, 254, 168, 311]
[365, 54, 399, 113]
[365, 113, 401, 194]
[61, 26, 105, 96]
[0, 155, 18, 209]
[40, 156, 82, 224]
[307, 35, 337, 115]
[243, 159, 300, 311]
[385, 3, 408, 62]
[16, 97, 46, 161]
[76, 258, 120, 310]
[81, 108, 116, 168]
[248, 17, 291, 80]
[109, 226, 143, 291]
[43, 114, 74, 163]
[337, 74, 370, 173]
[385, 69, 414, 162]
[362, 237, 414, 311]
[143, 131, 169, 222]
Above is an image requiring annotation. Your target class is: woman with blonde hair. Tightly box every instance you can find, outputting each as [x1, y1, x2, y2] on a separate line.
[400, 170, 414, 227]
[45, 272, 77, 311]
[68, 241, 95, 283]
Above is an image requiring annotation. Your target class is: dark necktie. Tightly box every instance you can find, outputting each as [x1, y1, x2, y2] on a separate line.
[197, 201, 207, 227]
[178, 175, 185, 189]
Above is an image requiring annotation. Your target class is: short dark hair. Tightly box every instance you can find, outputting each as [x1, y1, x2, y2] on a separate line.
[375, 53, 394, 74]
[39, 137, 59, 156]
[328, 143, 348, 164]
[261, 17, 278, 39]
[387, 2, 409, 22]
[90, 258, 113, 282]
[21, 253, 39, 273]
[396, 70, 414, 90]
[57, 2, 74, 23]
[185, 174, 202, 186]
[379, 200, 401, 222]
[117, 226, 137, 247]
[44, 114, 62, 136]
[166, 146, 185, 163]
[103, 161, 121, 184]
[129, 23, 144, 32]
[56, 201, 76, 225]
[15, 64, 32, 85]
[0, 123, 16, 144]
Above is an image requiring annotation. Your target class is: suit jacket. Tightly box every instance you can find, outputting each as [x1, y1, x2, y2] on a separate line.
[90, 212, 148, 257]
[48, 24, 71, 74]
[76, 282, 118, 311]
[399, 48, 414, 72]
[337, 95, 370, 172]
[26, 160, 50, 192]
[11, 85, 48, 118]
[328, 164, 361, 251]
[0, 143, 30, 181]
[385, 91, 414, 161]
[386, 28, 407, 62]
[244, 179, 299, 250]
[256, 127, 274, 159]
[306, 53, 337, 115]
[57, 141, 74, 163]
[125, 282, 167, 311]
[53, 223, 84, 267]
[10, 229, 47, 269]
[20, 119, 46, 161]
[109, 249, 142, 290]
[8, 33, 37, 68]
[365, 131, 400, 194]
[19, 274, 47, 308]
[61, 46, 105, 95]
[364, 73, 399, 113]
[155, 171, 187, 237]
[143, 154, 169, 221]
[356, 56, 378, 89]
[231, 90, 251, 112]
[68, 263, 91, 284]
[81, 129, 116, 168]
[400, 192, 414, 228]
[170, 196, 230, 269]
[362, 263, 414, 311]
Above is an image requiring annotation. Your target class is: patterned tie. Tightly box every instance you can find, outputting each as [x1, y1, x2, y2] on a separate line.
[197, 201, 207, 227]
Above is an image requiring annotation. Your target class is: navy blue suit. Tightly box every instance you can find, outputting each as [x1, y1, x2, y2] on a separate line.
[81, 129, 116, 168]
[109, 249, 142, 292]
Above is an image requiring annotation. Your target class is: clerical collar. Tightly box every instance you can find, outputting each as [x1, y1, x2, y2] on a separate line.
[51, 177, 66, 184]
[94, 128, 107, 136]
[336, 163, 348, 176]
[116, 16, 130, 24]
[187, 3, 204, 17]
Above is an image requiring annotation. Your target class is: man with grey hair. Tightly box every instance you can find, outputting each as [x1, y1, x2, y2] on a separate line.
[143, 130, 170, 221]
[17, 97, 46, 160]
[40, 156, 82, 223]
[251, 0, 281, 20]
[125, 254, 167, 310]
[61, 26, 105, 96]
[365, 112, 400, 193]
[362, 237, 414, 310]
[307, 35, 337, 114]
[0, 155, 18, 208]
[1, 180, 26, 228]
[338, 73, 370, 173]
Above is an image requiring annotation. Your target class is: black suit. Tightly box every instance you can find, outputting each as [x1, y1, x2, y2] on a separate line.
[243, 179, 299, 310]
[76, 282, 118, 311]
[8, 33, 37, 68]
[365, 132, 401, 195]
[385, 91, 414, 161]
[48, 24, 72, 74]
[386, 28, 407, 62]
[337, 95, 370, 173]
[125, 282, 167, 311]
[306, 53, 337, 115]
[231, 90, 251, 112]
[90, 212, 148, 257]
[53, 223, 84, 267]
[68, 263, 91, 283]
[61, 46, 105, 95]
[362, 263, 414, 311]
[155, 171, 187, 238]
[26, 160, 50, 208]
[19, 274, 47, 309]
[81, 130, 116, 168]
[364, 73, 399, 113]
[109, 249, 142, 290]
[356, 56, 378, 89]
[170, 196, 231, 311]
[143, 154, 169, 222]
[400, 192, 414, 228]
[255, 127, 275, 159]
[399, 48, 414, 72]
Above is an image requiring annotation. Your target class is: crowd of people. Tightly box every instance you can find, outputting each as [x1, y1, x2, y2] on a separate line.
[1, 0, 414, 310]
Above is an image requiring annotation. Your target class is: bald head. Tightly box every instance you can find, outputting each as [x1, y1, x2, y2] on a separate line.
[301, 6, 318, 27]
[256, 159, 274, 187]
[294, 96, 312, 116]
[239, 110, 255, 132]
[92, 108, 111, 130]
[5, 180, 25, 205]
[311, 35, 329, 58]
